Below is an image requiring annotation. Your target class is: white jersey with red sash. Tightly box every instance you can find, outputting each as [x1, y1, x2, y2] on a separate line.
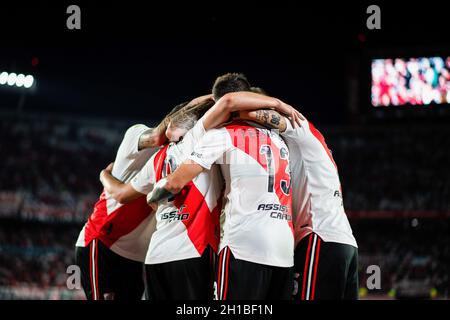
[131, 119, 224, 264]
[281, 118, 357, 248]
[75, 124, 157, 262]
[189, 121, 294, 268]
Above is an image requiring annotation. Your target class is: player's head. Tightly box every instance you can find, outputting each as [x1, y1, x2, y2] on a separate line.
[212, 73, 251, 101]
[166, 100, 214, 142]
[250, 86, 267, 95]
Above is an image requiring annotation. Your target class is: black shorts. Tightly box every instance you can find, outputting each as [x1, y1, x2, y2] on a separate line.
[293, 233, 359, 300]
[75, 239, 145, 300]
[145, 246, 215, 300]
[215, 246, 293, 300]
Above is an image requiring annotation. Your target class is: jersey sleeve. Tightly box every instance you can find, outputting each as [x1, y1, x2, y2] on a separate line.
[281, 116, 309, 142]
[177, 118, 207, 156]
[282, 116, 334, 163]
[190, 117, 206, 143]
[130, 153, 157, 194]
[188, 128, 231, 170]
[119, 124, 153, 158]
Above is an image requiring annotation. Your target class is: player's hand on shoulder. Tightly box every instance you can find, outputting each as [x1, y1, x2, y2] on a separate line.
[275, 100, 305, 128]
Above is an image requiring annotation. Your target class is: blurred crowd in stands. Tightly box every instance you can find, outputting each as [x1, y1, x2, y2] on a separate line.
[329, 125, 450, 213]
[0, 113, 449, 299]
[0, 113, 128, 223]
[0, 222, 84, 299]
[356, 218, 449, 299]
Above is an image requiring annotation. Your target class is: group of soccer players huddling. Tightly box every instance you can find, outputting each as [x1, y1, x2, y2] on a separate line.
[75, 73, 359, 300]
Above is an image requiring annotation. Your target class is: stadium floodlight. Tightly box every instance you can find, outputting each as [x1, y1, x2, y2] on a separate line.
[0, 71, 35, 89]
[15, 74, 25, 87]
[23, 75, 34, 88]
[7, 73, 17, 86]
[0, 72, 7, 85]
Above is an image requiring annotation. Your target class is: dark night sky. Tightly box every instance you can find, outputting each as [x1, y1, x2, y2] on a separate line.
[0, 1, 449, 125]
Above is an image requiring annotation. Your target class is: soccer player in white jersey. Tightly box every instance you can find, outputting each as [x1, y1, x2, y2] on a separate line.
[74, 99, 204, 300]
[229, 93, 359, 300]
[130, 100, 222, 300]
[147, 73, 303, 300]
[99, 87, 299, 300]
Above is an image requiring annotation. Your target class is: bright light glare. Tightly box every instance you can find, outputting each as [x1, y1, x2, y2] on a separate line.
[0, 72, 8, 85]
[15, 74, 25, 87]
[7, 73, 17, 86]
[24, 75, 34, 88]
[0, 71, 34, 89]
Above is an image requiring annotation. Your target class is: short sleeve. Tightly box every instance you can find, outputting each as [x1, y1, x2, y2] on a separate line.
[281, 117, 309, 142]
[176, 118, 207, 155]
[188, 128, 231, 170]
[190, 117, 206, 143]
[119, 124, 153, 158]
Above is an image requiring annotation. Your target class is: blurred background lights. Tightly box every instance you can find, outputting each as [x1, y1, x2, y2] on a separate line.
[15, 74, 25, 87]
[24, 75, 34, 88]
[0, 71, 35, 89]
[0, 72, 8, 85]
[7, 73, 17, 86]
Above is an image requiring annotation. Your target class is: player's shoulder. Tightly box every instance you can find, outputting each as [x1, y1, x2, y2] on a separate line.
[223, 120, 256, 130]
[201, 125, 228, 137]
[124, 124, 151, 137]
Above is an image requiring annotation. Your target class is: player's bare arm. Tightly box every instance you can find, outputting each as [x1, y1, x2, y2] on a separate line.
[137, 128, 161, 151]
[239, 109, 287, 132]
[202, 91, 303, 130]
[185, 93, 214, 109]
[99, 163, 145, 204]
[146, 160, 204, 204]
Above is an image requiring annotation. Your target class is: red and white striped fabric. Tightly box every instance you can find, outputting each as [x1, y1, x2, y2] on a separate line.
[215, 246, 231, 300]
[300, 233, 322, 300]
[88, 239, 100, 300]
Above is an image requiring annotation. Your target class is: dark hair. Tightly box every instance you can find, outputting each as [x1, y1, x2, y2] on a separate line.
[250, 86, 268, 95]
[212, 73, 251, 100]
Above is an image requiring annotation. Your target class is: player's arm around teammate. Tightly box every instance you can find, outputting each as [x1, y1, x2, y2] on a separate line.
[99, 96, 213, 203]
[102, 92, 300, 204]
[146, 91, 299, 204]
[241, 101, 359, 300]
[146, 108, 289, 204]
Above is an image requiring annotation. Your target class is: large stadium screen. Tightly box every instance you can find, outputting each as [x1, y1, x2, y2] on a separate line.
[371, 57, 450, 107]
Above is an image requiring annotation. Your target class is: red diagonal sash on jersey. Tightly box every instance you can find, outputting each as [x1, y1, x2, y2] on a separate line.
[82, 147, 174, 249]
[225, 121, 293, 233]
[84, 190, 153, 248]
[153, 144, 220, 254]
[173, 184, 220, 253]
[154, 145, 170, 182]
